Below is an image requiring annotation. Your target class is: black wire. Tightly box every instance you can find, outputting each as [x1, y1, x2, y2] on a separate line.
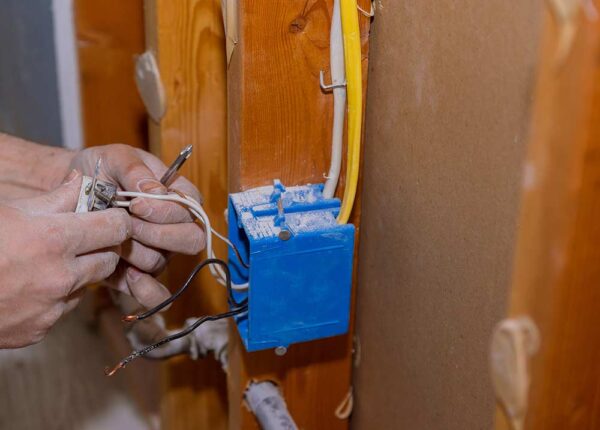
[107, 305, 248, 375]
[128, 258, 247, 322]
[222, 259, 248, 309]
[229, 241, 250, 269]
[131, 259, 220, 320]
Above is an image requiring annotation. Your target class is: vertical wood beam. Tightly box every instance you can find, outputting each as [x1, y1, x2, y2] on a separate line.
[75, 0, 147, 148]
[497, 4, 600, 429]
[227, 1, 371, 428]
[145, 1, 230, 428]
[74, 1, 160, 420]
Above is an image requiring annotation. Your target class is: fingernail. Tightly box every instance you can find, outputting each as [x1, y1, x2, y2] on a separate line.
[62, 169, 80, 184]
[130, 199, 153, 218]
[137, 179, 166, 195]
[127, 267, 142, 283]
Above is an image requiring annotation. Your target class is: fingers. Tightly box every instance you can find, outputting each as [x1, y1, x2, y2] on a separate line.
[72, 249, 121, 290]
[63, 289, 86, 315]
[125, 267, 172, 310]
[105, 263, 171, 310]
[60, 208, 132, 255]
[104, 145, 168, 196]
[135, 148, 204, 202]
[129, 196, 194, 224]
[132, 218, 205, 255]
[105, 263, 131, 296]
[120, 239, 168, 274]
[13, 170, 82, 215]
[103, 146, 200, 224]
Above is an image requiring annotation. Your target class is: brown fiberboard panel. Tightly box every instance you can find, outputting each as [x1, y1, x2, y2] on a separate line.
[353, 2, 542, 429]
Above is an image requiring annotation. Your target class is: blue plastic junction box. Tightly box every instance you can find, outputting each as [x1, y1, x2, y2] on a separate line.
[227, 180, 355, 352]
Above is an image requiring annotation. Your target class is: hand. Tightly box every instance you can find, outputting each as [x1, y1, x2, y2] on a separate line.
[68, 144, 206, 310]
[0, 172, 131, 348]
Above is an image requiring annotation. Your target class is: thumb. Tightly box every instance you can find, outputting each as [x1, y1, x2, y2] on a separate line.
[14, 170, 83, 215]
[48, 169, 84, 213]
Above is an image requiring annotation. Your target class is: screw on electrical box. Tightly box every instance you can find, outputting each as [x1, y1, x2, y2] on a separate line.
[278, 230, 291, 241]
[274, 346, 288, 356]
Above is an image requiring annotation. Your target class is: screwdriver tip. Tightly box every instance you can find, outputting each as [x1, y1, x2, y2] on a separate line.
[181, 144, 193, 158]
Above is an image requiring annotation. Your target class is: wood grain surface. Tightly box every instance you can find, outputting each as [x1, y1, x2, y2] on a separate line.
[227, 1, 371, 428]
[75, 0, 147, 148]
[74, 0, 160, 421]
[498, 3, 600, 429]
[144, 1, 230, 428]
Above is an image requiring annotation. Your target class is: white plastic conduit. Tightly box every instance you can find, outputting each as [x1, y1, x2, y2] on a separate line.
[114, 294, 229, 367]
[323, 0, 347, 199]
[245, 381, 298, 430]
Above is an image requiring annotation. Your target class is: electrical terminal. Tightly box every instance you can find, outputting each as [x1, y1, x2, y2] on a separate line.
[75, 159, 118, 213]
[76, 175, 118, 213]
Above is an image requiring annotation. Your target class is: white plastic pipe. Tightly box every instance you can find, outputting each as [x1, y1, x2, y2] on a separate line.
[323, 0, 347, 199]
[115, 293, 229, 367]
[245, 381, 298, 430]
[126, 315, 229, 367]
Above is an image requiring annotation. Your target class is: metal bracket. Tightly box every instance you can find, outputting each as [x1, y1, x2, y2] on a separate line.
[357, 1, 375, 18]
[319, 70, 347, 91]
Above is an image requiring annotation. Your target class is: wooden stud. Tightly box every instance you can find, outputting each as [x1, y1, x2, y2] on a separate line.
[497, 4, 600, 429]
[75, 0, 147, 148]
[144, 1, 230, 428]
[74, 0, 160, 419]
[227, 1, 371, 428]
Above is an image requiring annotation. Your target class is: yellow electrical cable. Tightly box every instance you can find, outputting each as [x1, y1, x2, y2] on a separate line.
[337, 0, 362, 224]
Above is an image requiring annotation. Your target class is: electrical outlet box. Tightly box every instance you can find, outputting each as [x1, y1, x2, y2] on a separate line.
[228, 180, 355, 352]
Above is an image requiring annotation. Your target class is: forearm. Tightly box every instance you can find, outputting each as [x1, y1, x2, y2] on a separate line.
[0, 133, 74, 198]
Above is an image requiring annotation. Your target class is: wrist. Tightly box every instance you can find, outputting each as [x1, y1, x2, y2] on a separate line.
[0, 133, 76, 192]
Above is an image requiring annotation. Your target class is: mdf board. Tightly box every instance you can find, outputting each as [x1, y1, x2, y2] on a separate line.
[144, 1, 230, 429]
[75, 0, 147, 149]
[227, 1, 371, 429]
[498, 5, 600, 429]
[353, 2, 542, 429]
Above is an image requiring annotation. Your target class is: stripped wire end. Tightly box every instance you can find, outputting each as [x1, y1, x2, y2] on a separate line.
[105, 306, 248, 374]
[104, 362, 126, 377]
[122, 314, 139, 323]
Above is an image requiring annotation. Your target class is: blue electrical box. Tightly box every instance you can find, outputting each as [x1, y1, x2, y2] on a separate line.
[228, 180, 355, 352]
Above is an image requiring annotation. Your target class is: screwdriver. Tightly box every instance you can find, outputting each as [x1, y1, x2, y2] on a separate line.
[160, 144, 193, 186]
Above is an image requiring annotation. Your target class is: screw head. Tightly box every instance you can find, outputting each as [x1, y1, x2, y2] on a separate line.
[278, 230, 291, 241]
[274, 346, 288, 356]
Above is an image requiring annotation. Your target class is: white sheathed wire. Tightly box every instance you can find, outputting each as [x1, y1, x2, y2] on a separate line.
[116, 191, 249, 291]
[117, 192, 248, 290]
[322, 0, 346, 199]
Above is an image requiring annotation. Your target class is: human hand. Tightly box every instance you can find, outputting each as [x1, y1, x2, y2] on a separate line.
[68, 144, 205, 310]
[0, 171, 131, 347]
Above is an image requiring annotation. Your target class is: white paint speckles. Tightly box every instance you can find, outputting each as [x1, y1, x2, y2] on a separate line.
[523, 163, 536, 190]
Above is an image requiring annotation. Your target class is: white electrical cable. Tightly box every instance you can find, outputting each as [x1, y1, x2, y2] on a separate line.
[115, 191, 249, 291]
[322, 0, 346, 199]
